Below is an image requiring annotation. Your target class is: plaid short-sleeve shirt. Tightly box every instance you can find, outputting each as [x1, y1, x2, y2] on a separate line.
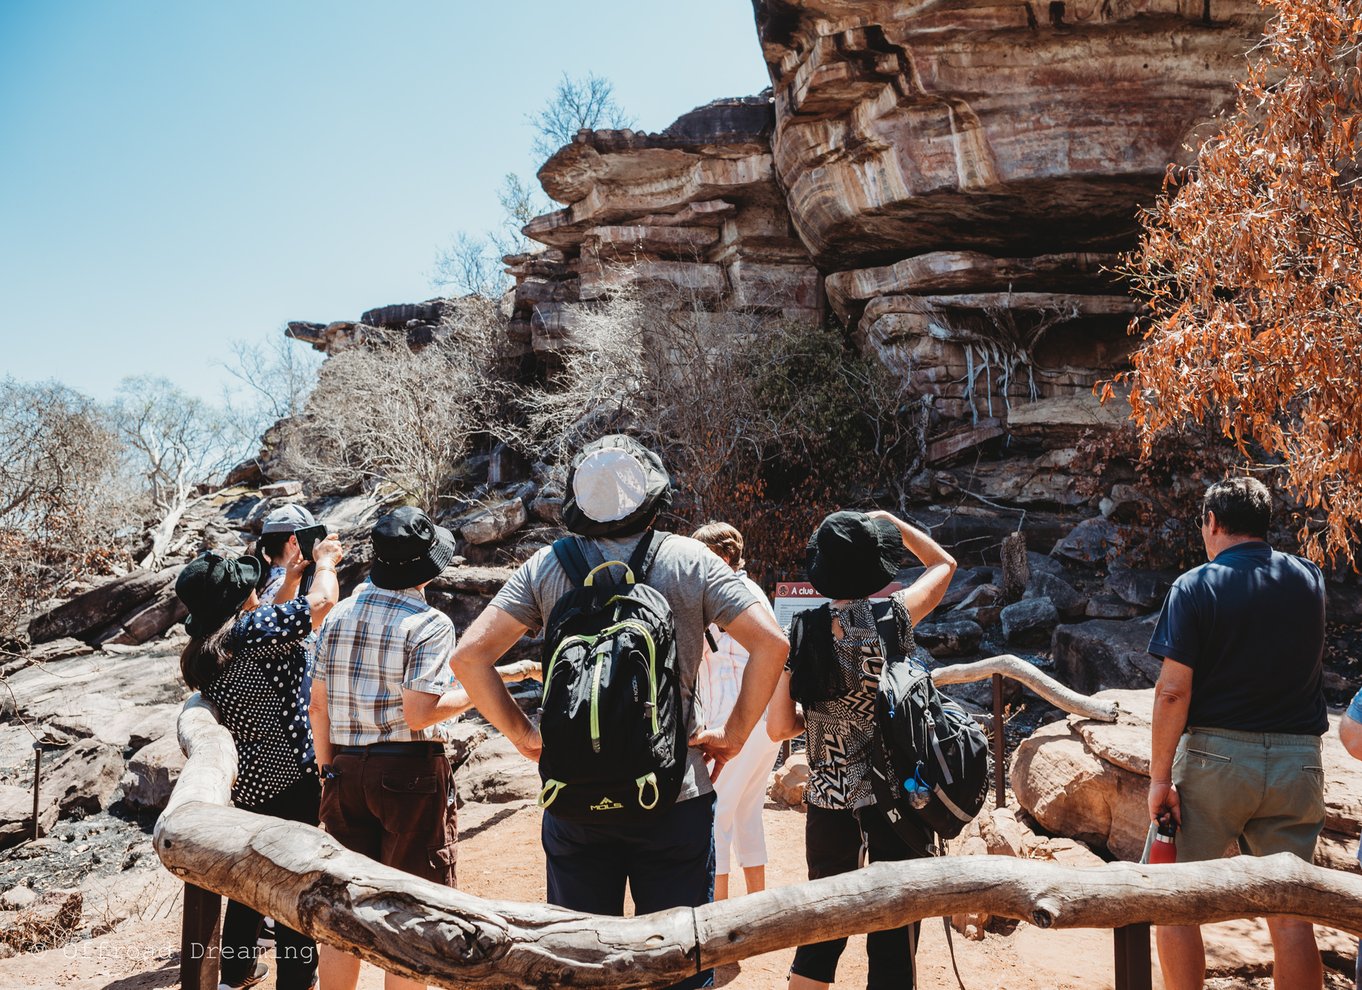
[313, 581, 457, 746]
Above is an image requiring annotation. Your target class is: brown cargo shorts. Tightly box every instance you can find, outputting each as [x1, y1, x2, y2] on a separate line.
[1170, 727, 1324, 864]
[320, 742, 457, 886]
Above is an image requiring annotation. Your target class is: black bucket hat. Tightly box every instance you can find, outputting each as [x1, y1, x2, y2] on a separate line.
[805, 510, 903, 601]
[370, 505, 456, 590]
[561, 435, 673, 538]
[176, 550, 262, 638]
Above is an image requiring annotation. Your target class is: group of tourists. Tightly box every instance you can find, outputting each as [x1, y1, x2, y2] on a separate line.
[175, 434, 1351, 990]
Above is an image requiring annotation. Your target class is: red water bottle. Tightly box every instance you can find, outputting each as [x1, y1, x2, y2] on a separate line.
[1149, 814, 1177, 864]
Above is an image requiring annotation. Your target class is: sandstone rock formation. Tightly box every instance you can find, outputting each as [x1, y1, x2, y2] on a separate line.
[507, 95, 822, 356]
[753, 0, 1265, 426]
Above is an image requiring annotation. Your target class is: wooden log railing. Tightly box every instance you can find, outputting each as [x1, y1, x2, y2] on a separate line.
[158, 669, 1361, 990]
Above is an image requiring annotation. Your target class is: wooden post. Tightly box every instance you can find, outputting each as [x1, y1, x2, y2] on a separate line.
[1000, 531, 1029, 603]
[992, 674, 1006, 808]
[1113, 923, 1152, 990]
[180, 882, 222, 990]
[30, 743, 42, 842]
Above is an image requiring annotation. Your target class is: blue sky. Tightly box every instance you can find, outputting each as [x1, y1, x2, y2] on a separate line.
[0, 1, 772, 400]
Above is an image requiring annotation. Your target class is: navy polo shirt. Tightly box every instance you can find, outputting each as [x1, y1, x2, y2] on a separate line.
[1147, 541, 1327, 735]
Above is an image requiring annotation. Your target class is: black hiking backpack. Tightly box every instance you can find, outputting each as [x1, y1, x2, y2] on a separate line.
[535, 530, 687, 824]
[866, 602, 991, 852]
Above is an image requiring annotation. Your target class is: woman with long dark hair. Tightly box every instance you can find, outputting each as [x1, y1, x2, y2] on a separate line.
[767, 509, 956, 990]
[176, 534, 343, 990]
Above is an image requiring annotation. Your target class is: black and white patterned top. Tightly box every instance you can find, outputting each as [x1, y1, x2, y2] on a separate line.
[802, 596, 914, 811]
[201, 597, 314, 809]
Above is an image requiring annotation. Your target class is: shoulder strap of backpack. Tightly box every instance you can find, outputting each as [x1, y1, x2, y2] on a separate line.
[551, 537, 592, 588]
[626, 529, 668, 583]
[870, 598, 905, 664]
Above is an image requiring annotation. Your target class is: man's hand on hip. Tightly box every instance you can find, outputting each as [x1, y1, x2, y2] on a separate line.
[690, 725, 742, 782]
[511, 724, 542, 763]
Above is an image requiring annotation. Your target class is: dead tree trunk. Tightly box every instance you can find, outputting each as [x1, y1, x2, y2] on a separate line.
[931, 654, 1120, 722]
[155, 695, 1362, 990]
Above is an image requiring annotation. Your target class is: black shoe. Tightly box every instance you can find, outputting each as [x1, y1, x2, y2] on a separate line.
[256, 917, 276, 948]
[218, 960, 268, 990]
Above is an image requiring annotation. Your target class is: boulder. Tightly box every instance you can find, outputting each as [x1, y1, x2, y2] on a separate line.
[1000, 597, 1058, 646]
[1023, 571, 1087, 619]
[0, 783, 56, 850]
[93, 591, 188, 647]
[27, 567, 180, 644]
[0, 886, 36, 911]
[936, 569, 991, 610]
[120, 734, 186, 813]
[1010, 719, 1151, 860]
[454, 733, 540, 805]
[259, 480, 303, 498]
[769, 755, 808, 809]
[1051, 517, 1120, 567]
[912, 620, 983, 658]
[49, 701, 179, 751]
[43, 739, 124, 817]
[429, 565, 518, 597]
[1084, 593, 1144, 620]
[1101, 483, 1150, 523]
[5, 645, 187, 732]
[460, 499, 529, 546]
[529, 494, 564, 524]
[952, 584, 1002, 612]
[1105, 568, 1173, 610]
[1051, 615, 1159, 693]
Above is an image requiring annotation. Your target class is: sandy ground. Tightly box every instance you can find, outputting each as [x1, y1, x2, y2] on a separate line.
[0, 800, 1354, 990]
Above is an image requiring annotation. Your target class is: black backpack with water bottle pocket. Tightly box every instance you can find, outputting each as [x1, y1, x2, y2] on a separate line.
[865, 601, 992, 853]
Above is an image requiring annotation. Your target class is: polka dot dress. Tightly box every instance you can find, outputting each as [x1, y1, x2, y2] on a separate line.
[201, 598, 314, 809]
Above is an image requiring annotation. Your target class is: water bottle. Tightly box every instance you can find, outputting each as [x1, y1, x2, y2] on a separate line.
[1149, 814, 1177, 864]
[903, 772, 930, 810]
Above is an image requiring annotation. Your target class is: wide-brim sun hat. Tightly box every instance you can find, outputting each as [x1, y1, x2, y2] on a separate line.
[805, 510, 903, 601]
[561, 435, 673, 538]
[176, 550, 262, 638]
[369, 505, 457, 590]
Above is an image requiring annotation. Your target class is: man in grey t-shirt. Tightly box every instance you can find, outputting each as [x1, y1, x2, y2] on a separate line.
[451, 436, 788, 990]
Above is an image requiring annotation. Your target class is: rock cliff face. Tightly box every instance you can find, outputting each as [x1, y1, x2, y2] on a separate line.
[752, 0, 1265, 423]
[508, 1, 1265, 447]
[507, 96, 822, 356]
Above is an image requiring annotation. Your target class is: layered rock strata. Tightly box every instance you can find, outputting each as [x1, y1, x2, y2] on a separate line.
[753, 0, 1265, 426]
[507, 96, 822, 356]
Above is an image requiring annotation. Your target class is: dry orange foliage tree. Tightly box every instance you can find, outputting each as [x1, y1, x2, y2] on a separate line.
[1118, 0, 1362, 564]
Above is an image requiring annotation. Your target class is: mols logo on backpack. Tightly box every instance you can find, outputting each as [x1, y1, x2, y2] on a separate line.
[535, 530, 687, 823]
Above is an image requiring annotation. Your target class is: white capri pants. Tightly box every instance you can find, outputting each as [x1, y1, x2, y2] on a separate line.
[714, 720, 783, 874]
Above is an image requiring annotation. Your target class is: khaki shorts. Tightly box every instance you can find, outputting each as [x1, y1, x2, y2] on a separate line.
[1168, 727, 1324, 864]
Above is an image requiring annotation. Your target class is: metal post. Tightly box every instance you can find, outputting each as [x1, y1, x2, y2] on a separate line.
[181, 883, 222, 990]
[30, 742, 42, 842]
[992, 673, 1006, 808]
[1114, 923, 1153, 990]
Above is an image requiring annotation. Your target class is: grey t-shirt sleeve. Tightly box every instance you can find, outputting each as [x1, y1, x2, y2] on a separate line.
[489, 547, 551, 633]
[1148, 579, 1200, 667]
[702, 551, 760, 629]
